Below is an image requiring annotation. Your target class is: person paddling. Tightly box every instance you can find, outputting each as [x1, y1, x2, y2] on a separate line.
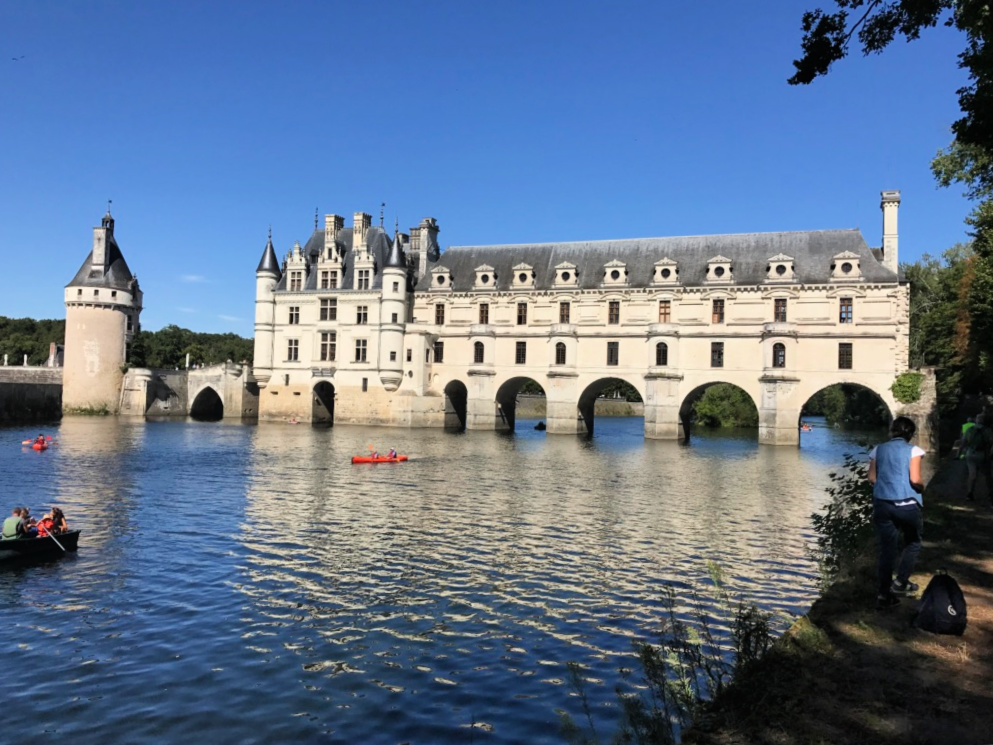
[2, 507, 28, 540]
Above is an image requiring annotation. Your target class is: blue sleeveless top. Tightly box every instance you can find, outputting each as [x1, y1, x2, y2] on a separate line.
[871, 438, 922, 504]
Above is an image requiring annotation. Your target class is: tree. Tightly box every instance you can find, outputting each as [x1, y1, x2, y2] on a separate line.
[692, 384, 759, 428]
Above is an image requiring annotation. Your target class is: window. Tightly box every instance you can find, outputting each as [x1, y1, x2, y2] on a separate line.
[320, 332, 336, 362]
[111, 291, 117, 298]
[607, 341, 619, 366]
[608, 301, 620, 325]
[656, 342, 668, 366]
[288, 306, 300, 325]
[474, 341, 485, 364]
[390, 351, 396, 361]
[555, 342, 566, 365]
[772, 342, 786, 368]
[328, 270, 338, 289]
[357, 269, 370, 290]
[392, 281, 399, 292]
[356, 305, 368, 325]
[659, 300, 671, 323]
[711, 341, 724, 368]
[77, 289, 82, 296]
[290, 271, 303, 291]
[320, 298, 337, 321]
[362, 377, 368, 392]
[479, 303, 489, 324]
[435, 303, 445, 325]
[126, 315, 133, 331]
[406, 349, 412, 362]
[712, 299, 725, 324]
[287, 339, 299, 361]
[320, 271, 330, 289]
[559, 302, 571, 324]
[774, 298, 787, 323]
[433, 341, 444, 363]
[355, 339, 367, 362]
[839, 343, 853, 370]
[94, 289, 99, 296]
[391, 313, 398, 323]
[517, 302, 527, 325]
[516, 341, 526, 364]
[839, 297, 853, 324]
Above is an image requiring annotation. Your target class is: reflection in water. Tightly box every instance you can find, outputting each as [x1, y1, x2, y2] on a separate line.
[0, 416, 874, 743]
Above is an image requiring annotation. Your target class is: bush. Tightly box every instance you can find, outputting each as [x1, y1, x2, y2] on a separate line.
[692, 384, 758, 428]
[891, 372, 925, 404]
[810, 453, 874, 580]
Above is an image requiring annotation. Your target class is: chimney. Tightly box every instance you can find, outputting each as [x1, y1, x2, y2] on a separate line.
[354, 212, 371, 250]
[324, 214, 344, 256]
[881, 190, 900, 274]
[92, 225, 108, 270]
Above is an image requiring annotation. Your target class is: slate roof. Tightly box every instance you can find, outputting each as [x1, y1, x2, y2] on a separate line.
[256, 236, 281, 277]
[273, 225, 400, 292]
[65, 233, 136, 291]
[433, 229, 898, 291]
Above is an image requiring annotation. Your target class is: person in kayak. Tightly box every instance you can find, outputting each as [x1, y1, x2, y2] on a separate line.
[388, 447, 397, 459]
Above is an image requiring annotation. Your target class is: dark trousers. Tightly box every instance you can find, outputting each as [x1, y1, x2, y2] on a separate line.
[873, 498, 923, 596]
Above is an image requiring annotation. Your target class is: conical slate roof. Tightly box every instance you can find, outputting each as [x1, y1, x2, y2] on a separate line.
[256, 234, 281, 277]
[385, 232, 406, 268]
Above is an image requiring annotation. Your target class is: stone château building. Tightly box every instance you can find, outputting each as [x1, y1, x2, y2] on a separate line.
[253, 192, 909, 444]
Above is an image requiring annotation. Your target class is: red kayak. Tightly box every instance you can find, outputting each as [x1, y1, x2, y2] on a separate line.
[351, 455, 408, 464]
[31, 442, 48, 451]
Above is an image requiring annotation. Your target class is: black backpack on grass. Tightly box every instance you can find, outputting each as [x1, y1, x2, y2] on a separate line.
[914, 570, 967, 636]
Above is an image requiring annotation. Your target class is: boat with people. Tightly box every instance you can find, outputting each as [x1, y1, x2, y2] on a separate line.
[351, 455, 409, 464]
[22, 435, 54, 450]
[0, 530, 80, 560]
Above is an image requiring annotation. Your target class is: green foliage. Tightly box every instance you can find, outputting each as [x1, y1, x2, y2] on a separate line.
[810, 453, 874, 581]
[598, 380, 643, 403]
[519, 379, 545, 395]
[63, 404, 111, 416]
[560, 564, 774, 745]
[802, 384, 890, 427]
[0, 316, 65, 365]
[891, 372, 925, 404]
[692, 384, 757, 428]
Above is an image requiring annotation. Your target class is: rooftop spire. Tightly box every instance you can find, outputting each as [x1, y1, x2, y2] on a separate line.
[256, 228, 281, 278]
[385, 227, 406, 269]
[380, 202, 385, 227]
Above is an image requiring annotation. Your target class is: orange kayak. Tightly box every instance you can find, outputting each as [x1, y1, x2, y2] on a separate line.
[351, 455, 408, 464]
[32, 442, 48, 451]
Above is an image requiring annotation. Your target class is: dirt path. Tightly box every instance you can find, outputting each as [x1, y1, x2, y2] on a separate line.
[684, 458, 993, 745]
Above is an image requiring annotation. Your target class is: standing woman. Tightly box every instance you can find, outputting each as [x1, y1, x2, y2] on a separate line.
[867, 416, 926, 608]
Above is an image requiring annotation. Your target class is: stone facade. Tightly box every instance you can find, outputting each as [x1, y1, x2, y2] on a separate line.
[254, 193, 912, 445]
[63, 210, 142, 414]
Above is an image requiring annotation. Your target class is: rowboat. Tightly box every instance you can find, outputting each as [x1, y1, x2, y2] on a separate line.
[351, 455, 409, 464]
[0, 530, 80, 559]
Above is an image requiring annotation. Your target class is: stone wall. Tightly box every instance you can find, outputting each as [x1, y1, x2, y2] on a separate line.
[895, 367, 939, 464]
[0, 367, 64, 422]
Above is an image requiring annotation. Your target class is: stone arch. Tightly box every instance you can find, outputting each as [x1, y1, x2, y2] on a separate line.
[678, 382, 759, 443]
[443, 379, 468, 432]
[190, 386, 223, 421]
[577, 375, 645, 436]
[313, 381, 335, 425]
[798, 382, 892, 439]
[495, 376, 546, 432]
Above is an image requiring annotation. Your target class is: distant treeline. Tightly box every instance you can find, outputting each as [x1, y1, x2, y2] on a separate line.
[0, 317, 253, 369]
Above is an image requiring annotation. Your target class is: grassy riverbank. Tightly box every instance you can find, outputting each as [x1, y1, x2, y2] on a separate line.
[683, 458, 993, 745]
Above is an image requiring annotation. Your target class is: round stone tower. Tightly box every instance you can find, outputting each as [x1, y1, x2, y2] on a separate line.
[63, 209, 143, 414]
[253, 229, 281, 387]
[378, 230, 407, 391]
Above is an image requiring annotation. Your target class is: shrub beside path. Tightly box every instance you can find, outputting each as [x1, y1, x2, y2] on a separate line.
[683, 458, 993, 745]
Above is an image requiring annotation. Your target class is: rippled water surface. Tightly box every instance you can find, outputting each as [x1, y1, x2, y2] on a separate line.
[0, 417, 873, 743]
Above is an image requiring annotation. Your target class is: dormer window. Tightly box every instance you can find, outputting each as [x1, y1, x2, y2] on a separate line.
[653, 258, 679, 286]
[512, 263, 535, 290]
[766, 253, 796, 282]
[431, 267, 453, 290]
[830, 251, 863, 281]
[601, 259, 628, 287]
[474, 264, 496, 290]
[554, 261, 578, 288]
[706, 256, 733, 284]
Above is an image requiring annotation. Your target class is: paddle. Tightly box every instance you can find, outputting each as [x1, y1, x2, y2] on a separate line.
[41, 528, 66, 552]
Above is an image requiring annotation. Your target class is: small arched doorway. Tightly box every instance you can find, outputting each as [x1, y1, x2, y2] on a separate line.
[495, 377, 546, 432]
[444, 380, 468, 432]
[190, 386, 224, 421]
[577, 377, 644, 437]
[678, 382, 758, 443]
[313, 381, 335, 426]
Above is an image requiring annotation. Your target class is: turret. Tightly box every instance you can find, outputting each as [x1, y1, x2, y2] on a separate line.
[63, 209, 142, 414]
[379, 229, 407, 391]
[254, 229, 281, 386]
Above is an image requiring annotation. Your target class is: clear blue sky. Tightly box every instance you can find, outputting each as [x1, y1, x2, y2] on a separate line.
[0, 0, 974, 336]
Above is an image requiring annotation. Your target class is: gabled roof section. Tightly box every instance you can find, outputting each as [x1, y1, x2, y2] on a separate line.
[432, 229, 896, 292]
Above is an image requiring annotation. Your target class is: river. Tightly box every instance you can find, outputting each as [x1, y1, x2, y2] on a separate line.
[0, 416, 875, 743]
